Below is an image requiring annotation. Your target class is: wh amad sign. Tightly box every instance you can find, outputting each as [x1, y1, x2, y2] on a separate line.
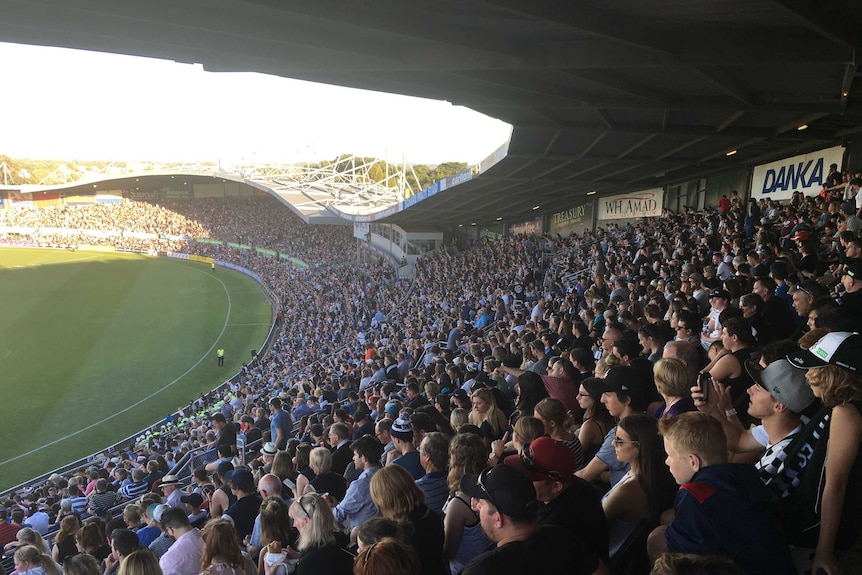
[752, 145, 845, 202]
[598, 189, 663, 220]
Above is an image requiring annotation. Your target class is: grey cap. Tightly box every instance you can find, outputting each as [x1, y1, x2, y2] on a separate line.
[746, 359, 815, 413]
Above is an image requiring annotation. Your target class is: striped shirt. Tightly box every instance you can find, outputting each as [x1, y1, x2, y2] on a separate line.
[121, 480, 150, 500]
[416, 471, 449, 516]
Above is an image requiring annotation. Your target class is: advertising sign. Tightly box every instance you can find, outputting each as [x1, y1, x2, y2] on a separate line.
[598, 189, 663, 220]
[549, 200, 594, 236]
[751, 145, 845, 201]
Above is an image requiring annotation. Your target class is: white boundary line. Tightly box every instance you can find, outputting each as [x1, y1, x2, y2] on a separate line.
[0, 263, 233, 468]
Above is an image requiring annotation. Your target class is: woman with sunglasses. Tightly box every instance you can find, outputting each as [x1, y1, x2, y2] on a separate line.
[282, 493, 352, 575]
[576, 378, 614, 462]
[601, 414, 676, 525]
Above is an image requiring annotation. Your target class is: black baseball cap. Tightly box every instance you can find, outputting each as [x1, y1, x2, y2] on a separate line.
[460, 465, 540, 521]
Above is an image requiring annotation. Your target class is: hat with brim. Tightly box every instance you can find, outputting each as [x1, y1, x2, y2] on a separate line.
[787, 332, 861, 374]
[261, 442, 278, 456]
[459, 465, 539, 521]
[504, 437, 577, 482]
[745, 359, 815, 413]
[180, 493, 204, 508]
[160, 474, 182, 487]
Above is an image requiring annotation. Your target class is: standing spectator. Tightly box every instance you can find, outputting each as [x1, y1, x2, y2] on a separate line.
[268, 398, 293, 451]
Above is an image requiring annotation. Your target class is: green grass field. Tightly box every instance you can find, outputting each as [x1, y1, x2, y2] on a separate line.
[0, 248, 273, 491]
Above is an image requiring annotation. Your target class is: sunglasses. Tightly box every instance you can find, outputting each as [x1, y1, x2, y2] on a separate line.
[520, 445, 562, 480]
[793, 284, 814, 297]
[476, 468, 502, 508]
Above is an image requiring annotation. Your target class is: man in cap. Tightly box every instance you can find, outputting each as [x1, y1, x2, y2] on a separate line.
[460, 465, 606, 575]
[838, 262, 862, 322]
[180, 492, 208, 529]
[148, 504, 175, 558]
[701, 289, 730, 349]
[387, 415, 424, 479]
[693, 359, 816, 499]
[504, 437, 608, 561]
[223, 468, 261, 541]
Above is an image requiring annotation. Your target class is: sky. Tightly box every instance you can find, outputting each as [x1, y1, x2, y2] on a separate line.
[1, 42, 512, 167]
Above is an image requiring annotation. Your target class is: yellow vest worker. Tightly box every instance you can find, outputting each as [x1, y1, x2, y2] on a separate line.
[217, 347, 225, 366]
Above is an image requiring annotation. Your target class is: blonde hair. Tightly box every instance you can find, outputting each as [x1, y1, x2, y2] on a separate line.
[805, 364, 862, 408]
[449, 407, 468, 430]
[653, 358, 691, 398]
[513, 416, 545, 447]
[118, 549, 161, 575]
[14, 545, 62, 575]
[291, 493, 336, 551]
[595, 354, 621, 378]
[659, 412, 727, 466]
[369, 465, 424, 522]
[468, 388, 507, 436]
[309, 447, 333, 475]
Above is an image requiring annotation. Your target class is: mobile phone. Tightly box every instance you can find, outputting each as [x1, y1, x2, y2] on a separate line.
[698, 372, 710, 401]
[697, 371, 712, 403]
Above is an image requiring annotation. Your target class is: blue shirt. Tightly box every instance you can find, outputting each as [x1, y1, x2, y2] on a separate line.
[393, 451, 425, 480]
[416, 471, 449, 515]
[270, 408, 293, 449]
[334, 466, 379, 530]
[594, 426, 630, 487]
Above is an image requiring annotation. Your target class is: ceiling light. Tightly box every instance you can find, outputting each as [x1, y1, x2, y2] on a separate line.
[471, 222, 477, 226]
[586, 190, 597, 196]
[797, 124, 808, 131]
[458, 224, 463, 227]
[726, 150, 737, 156]
[532, 205, 541, 210]
[496, 217, 503, 221]
[842, 90, 849, 98]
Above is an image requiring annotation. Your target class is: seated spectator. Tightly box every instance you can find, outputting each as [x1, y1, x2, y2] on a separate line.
[305, 448, 347, 503]
[577, 366, 648, 488]
[416, 432, 450, 516]
[353, 536, 421, 575]
[370, 465, 447, 575]
[504, 436, 608, 561]
[158, 507, 204, 575]
[651, 358, 696, 419]
[647, 412, 795, 574]
[387, 416, 424, 480]
[601, 415, 676, 525]
[13, 545, 63, 575]
[442, 433, 494, 575]
[533, 398, 585, 469]
[334, 434, 382, 532]
[199, 518, 256, 575]
[285, 493, 352, 575]
[784, 332, 862, 574]
[459, 465, 606, 575]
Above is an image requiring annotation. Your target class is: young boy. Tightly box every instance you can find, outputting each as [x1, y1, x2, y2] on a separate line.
[648, 412, 795, 575]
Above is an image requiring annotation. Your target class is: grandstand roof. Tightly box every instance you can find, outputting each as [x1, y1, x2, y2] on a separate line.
[1, 0, 861, 226]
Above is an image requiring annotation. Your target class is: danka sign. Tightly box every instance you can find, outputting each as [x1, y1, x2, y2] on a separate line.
[752, 146, 844, 201]
[599, 189, 663, 220]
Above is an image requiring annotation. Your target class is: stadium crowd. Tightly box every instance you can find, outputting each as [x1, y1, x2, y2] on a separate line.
[2, 175, 862, 575]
